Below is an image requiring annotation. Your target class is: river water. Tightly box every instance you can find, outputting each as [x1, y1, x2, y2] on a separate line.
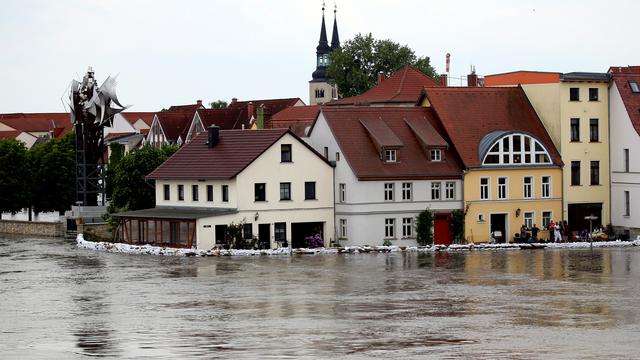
[1, 236, 639, 359]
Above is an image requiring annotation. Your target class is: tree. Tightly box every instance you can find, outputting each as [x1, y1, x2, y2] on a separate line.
[416, 208, 434, 246]
[0, 139, 31, 217]
[450, 210, 465, 244]
[105, 143, 125, 200]
[209, 100, 228, 109]
[327, 33, 439, 98]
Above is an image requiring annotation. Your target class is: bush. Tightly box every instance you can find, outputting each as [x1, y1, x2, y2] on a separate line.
[416, 209, 434, 246]
[304, 234, 324, 248]
[451, 209, 464, 244]
[382, 239, 392, 246]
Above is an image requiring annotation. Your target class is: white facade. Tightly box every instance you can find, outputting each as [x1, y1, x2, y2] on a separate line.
[307, 112, 463, 247]
[104, 113, 136, 136]
[609, 82, 640, 237]
[154, 133, 335, 250]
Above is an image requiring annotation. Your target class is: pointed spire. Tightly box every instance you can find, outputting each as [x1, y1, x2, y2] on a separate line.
[331, 2, 340, 50]
[317, 1, 330, 53]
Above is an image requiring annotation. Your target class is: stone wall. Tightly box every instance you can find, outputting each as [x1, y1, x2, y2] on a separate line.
[78, 223, 113, 242]
[0, 220, 65, 237]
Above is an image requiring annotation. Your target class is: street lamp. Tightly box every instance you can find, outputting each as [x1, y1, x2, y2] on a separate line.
[584, 214, 598, 248]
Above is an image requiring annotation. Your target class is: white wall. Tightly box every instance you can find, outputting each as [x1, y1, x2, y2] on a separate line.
[104, 113, 136, 136]
[308, 111, 463, 247]
[609, 82, 640, 234]
[155, 179, 237, 209]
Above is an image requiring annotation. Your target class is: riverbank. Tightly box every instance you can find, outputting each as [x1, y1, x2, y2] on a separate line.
[76, 234, 640, 257]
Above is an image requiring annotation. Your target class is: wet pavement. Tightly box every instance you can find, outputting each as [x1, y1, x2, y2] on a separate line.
[1, 236, 639, 359]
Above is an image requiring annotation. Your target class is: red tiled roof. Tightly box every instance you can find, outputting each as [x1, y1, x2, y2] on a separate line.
[609, 66, 640, 136]
[122, 112, 155, 127]
[140, 128, 150, 135]
[104, 132, 138, 141]
[156, 111, 194, 143]
[319, 107, 463, 180]
[0, 130, 20, 139]
[147, 129, 290, 180]
[168, 103, 205, 112]
[268, 105, 320, 136]
[328, 66, 439, 106]
[0, 113, 72, 138]
[196, 108, 249, 130]
[231, 98, 303, 118]
[424, 86, 562, 168]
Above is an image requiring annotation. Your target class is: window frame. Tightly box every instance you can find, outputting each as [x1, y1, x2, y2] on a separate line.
[588, 88, 599, 101]
[339, 183, 346, 203]
[624, 148, 629, 172]
[401, 182, 412, 201]
[280, 144, 292, 163]
[384, 183, 395, 201]
[445, 181, 455, 200]
[163, 184, 170, 201]
[243, 223, 252, 240]
[590, 161, 600, 186]
[589, 118, 599, 142]
[542, 211, 552, 229]
[571, 161, 581, 186]
[569, 87, 580, 101]
[254, 183, 266, 202]
[384, 149, 397, 163]
[523, 176, 533, 199]
[206, 185, 213, 202]
[274, 222, 286, 242]
[339, 219, 347, 238]
[630, 81, 640, 93]
[402, 217, 413, 238]
[304, 181, 316, 200]
[430, 149, 442, 162]
[570, 118, 580, 142]
[431, 182, 441, 200]
[384, 218, 395, 238]
[192, 184, 199, 201]
[482, 133, 552, 165]
[280, 182, 291, 201]
[541, 176, 551, 198]
[222, 185, 229, 202]
[178, 184, 184, 201]
[497, 177, 508, 200]
[524, 211, 534, 229]
[624, 191, 630, 216]
[480, 177, 490, 200]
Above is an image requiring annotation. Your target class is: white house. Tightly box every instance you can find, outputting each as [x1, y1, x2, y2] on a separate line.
[307, 107, 464, 247]
[114, 127, 335, 250]
[609, 66, 640, 239]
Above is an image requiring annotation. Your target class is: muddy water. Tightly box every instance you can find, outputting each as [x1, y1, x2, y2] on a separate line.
[1, 236, 639, 359]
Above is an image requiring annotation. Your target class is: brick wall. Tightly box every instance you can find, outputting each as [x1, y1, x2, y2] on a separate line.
[0, 220, 65, 237]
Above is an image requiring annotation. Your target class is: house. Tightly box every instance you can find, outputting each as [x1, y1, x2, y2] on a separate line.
[146, 101, 205, 147]
[114, 128, 335, 250]
[421, 86, 563, 243]
[608, 66, 640, 238]
[307, 107, 464, 247]
[309, 4, 340, 105]
[0, 113, 72, 148]
[267, 105, 320, 137]
[484, 70, 611, 231]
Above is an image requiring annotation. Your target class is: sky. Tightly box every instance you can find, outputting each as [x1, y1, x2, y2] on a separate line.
[0, 0, 638, 113]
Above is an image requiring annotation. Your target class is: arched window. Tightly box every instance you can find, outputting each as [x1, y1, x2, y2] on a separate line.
[482, 133, 551, 165]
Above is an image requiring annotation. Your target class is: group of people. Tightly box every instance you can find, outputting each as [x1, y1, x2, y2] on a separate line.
[518, 220, 571, 243]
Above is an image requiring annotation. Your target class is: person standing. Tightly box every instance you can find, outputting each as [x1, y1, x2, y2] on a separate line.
[531, 224, 540, 243]
[554, 222, 562, 243]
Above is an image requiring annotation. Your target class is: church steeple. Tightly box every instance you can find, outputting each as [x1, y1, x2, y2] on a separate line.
[312, 2, 331, 81]
[309, 2, 339, 105]
[316, 3, 331, 57]
[331, 3, 340, 50]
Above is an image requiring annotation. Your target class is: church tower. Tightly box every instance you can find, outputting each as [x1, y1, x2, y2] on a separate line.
[309, 3, 339, 105]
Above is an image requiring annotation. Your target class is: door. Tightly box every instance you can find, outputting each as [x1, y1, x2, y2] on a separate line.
[490, 214, 507, 243]
[258, 224, 271, 249]
[434, 213, 452, 246]
[215, 225, 228, 247]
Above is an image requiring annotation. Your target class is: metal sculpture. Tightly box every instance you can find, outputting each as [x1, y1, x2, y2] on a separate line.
[68, 67, 126, 206]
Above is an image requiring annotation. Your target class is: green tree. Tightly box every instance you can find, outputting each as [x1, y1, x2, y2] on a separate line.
[450, 209, 465, 244]
[29, 133, 76, 215]
[327, 33, 439, 98]
[416, 208, 434, 246]
[105, 143, 125, 200]
[0, 139, 31, 217]
[209, 100, 228, 109]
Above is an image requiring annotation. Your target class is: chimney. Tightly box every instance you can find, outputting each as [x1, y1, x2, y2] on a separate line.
[207, 125, 220, 148]
[439, 74, 448, 87]
[467, 70, 478, 87]
[231, 98, 238, 105]
[377, 71, 385, 84]
[196, 99, 203, 107]
[256, 106, 264, 129]
[247, 101, 254, 120]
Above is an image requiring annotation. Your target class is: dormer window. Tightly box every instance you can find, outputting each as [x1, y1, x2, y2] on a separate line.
[384, 149, 397, 162]
[630, 81, 640, 93]
[481, 133, 552, 166]
[430, 149, 442, 162]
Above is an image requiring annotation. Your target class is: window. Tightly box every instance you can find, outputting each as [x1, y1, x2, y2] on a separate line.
[402, 218, 413, 238]
[335, 152, 340, 161]
[570, 118, 580, 142]
[339, 219, 347, 238]
[254, 183, 266, 201]
[222, 185, 229, 202]
[497, 177, 508, 199]
[524, 212, 534, 229]
[624, 191, 630, 216]
[630, 81, 640, 93]
[281, 144, 292, 162]
[305, 182, 316, 200]
[589, 88, 599, 101]
[445, 182, 455, 200]
[275, 222, 286, 242]
[163, 184, 170, 201]
[480, 177, 489, 200]
[431, 182, 441, 200]
[243, 224, 252, 240]
[478, 214, 485, 222]
[385, 218, 395, 238]
[315, 89, 325, 99]
[430, 149, 441, 161]
[384, 183, 394, 201]
[542, 211, 552, 228]
[384, 149, 397, 162]
[178, 184, 184, 201]
[541, 176, 551, 198]
[339, 183, 346, 202]
[590, 161, 600, 185]
[482, 133, 551, 165]
[570, 161, 581, 185]
[402, 182, 412, 201]
[192, 184, 199, 201]
[624, 148, 629, 172]
[523, 176, 533, 199]
[570, 87, 580, 101]
[323, 147, 328, 158]
[207, 185, 213, 202]
[280, 182, 291, 200]
[589, 119, 599, 142]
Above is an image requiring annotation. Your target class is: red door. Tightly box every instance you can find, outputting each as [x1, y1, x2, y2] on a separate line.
[434, 213, 452, 246]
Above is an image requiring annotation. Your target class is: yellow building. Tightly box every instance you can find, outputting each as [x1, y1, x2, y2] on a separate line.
[485, 71, 611, 231]
[422, 86, 564, 243]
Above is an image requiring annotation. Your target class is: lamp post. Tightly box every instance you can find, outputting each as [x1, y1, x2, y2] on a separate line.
[584, 214, 598, 248]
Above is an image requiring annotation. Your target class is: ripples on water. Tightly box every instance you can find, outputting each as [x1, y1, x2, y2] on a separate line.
[1, 236, 639, 359]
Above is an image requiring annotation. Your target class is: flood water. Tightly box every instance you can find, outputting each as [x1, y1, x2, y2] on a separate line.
[1, 237, 639, 359]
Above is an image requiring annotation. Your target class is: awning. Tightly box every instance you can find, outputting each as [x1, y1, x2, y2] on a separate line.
[112, 207, 237, 220]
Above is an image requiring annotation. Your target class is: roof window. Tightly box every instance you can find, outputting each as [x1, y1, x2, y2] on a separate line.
[630, 81, 640, 93]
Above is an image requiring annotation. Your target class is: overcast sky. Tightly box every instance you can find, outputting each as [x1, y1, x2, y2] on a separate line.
[1, 0, 638, 113]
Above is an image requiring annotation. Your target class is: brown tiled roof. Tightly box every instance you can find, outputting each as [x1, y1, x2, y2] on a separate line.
[0, 130, 20, 139]
[404, 117, 448, 147]
[360, 118, 403, 148]
[609, 66, 640, 136]
[328, 66, 439, 106]
[231, 98, 303, 118]
[147, 129, 290, 180]
[319, 107, 463, 180]
[104, 132, 138, 141]
[424, 86, 562, 168]
[0, 113, 72, 138]
[156, 111, 194, 143]
[122, 112, 155, 126]
[196, 108, 249, 130]
[168, 103, 205, 112]
[268, 105, 320, 136]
